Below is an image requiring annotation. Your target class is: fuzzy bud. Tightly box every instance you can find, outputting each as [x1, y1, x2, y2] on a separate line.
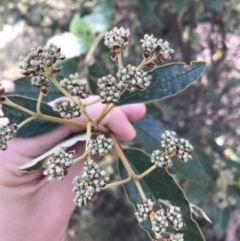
[135, 199, 155, 222]
[151, 150, 172, 168]
[104, 27, 130, 60]
[60, 73, 89, 99]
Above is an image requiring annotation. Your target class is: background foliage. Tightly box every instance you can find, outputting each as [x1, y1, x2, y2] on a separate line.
[0, 0, 240, 240]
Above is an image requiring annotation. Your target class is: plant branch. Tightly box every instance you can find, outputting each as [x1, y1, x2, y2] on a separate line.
[96, 104, 109, 123]
[37, 92, 43, 114]
[83, 97, 101, 107]
[17, 116, 35, 129]
[117, 53, 123, 68]
[85, 121, 92, 160]
[39, 70, 76, 103]
[102, 104, 115, 118]
[137, 165, 156, 179]
[77, 97, 92, 122]
[104, 177, 132, 189]
[3, 100, 36, 116]
[73, 152, 88, 164]
[39, 114, 87, 128]
[111, 134, 136, 178]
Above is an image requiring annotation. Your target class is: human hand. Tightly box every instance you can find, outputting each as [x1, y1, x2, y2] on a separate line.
[0, 97, 146, 241]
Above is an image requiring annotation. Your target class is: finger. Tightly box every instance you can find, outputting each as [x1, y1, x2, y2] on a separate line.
[101, 107, 136, 141]
[8, 100, 145, 157]
[120, 103, 146, 122]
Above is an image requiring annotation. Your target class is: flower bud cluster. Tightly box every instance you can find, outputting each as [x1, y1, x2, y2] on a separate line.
[168, 233, 184, 241]
[104, 27, 130, 60]
[116, 65, 152, 93]
[87, 135, 113, 156]
[18, 43, 65, 76]
[152, 210, 169, 234]
[177, 138, 193, 162]
[0, 124, 17, 151]
[43, 149, 74, 181]
[156, 39, 174, 62]
[213, 159, 226, 171]
[73, 159, 110, 207]
[161, 130, 193, 163]
[60, 73, 89, 99]
[97, 75, 121, 104]
[135, 199, 155, 222]
[166, 206, 184, 230]
[53, 99, 80, 119]
[140, 34, 158, 59]
[213, 191, 236, 209]
[161, 130, 178, 155]
[151, 150, 172, 168]
[140, 34, 174, 64]
[31, 76, 51, 95]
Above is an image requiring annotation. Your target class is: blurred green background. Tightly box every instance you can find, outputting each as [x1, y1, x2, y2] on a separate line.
[0, 0, 240, 240]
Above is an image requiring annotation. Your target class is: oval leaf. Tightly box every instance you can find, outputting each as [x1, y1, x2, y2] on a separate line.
[119, 148, 205, 241]
[2, 95, 62, 137]
[117, 61, 206, 105]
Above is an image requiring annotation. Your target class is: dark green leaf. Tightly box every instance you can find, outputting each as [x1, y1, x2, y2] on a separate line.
[8, 76, 63, 102]
[146, 102, 160, 116]
[214, 207, 230, 238]
[70, 13, 91, 35]
[132, 115, 209, 183]
[117, 61, 206, 105]
[3, 95, 62, 138]
[202, 0, 224, 12]
[119, 148, 205, 241]
[186, 183, 213, 203]
[139, 0, 155, 22]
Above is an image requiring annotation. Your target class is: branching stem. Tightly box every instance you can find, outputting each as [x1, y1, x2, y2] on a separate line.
[73, 152, 88, 164]
[137, 165, 156, 179]
[85, 121, 92, 160]
[104, 177, 131, 189]
[3, 100, 36, 116]
[83, 97, 101, 107]
[96, 104, 109, 123]
[117, 53, 123, 68]
[37, 92, 43, 114]
[18, 116, 35, 129]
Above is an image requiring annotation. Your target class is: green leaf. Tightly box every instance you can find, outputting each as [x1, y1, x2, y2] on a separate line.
[81, 0, 113, 33]
[2, 95, 62, 138]
[8, 76, 63, 102]
[186, 183, 213, 203]
[132, 115, 209, 183]
[202, 0, 224, 12]
[70, 14, 91, 36]
[214, 207, 230, 238]
[119, 148, 205, 241]
[139, 0, 155, 22]
[146, 102, 160, 116]
[117, 61, 206, 105]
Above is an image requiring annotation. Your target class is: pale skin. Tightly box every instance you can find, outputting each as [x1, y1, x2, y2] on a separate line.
[0, 98, 146, 241]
